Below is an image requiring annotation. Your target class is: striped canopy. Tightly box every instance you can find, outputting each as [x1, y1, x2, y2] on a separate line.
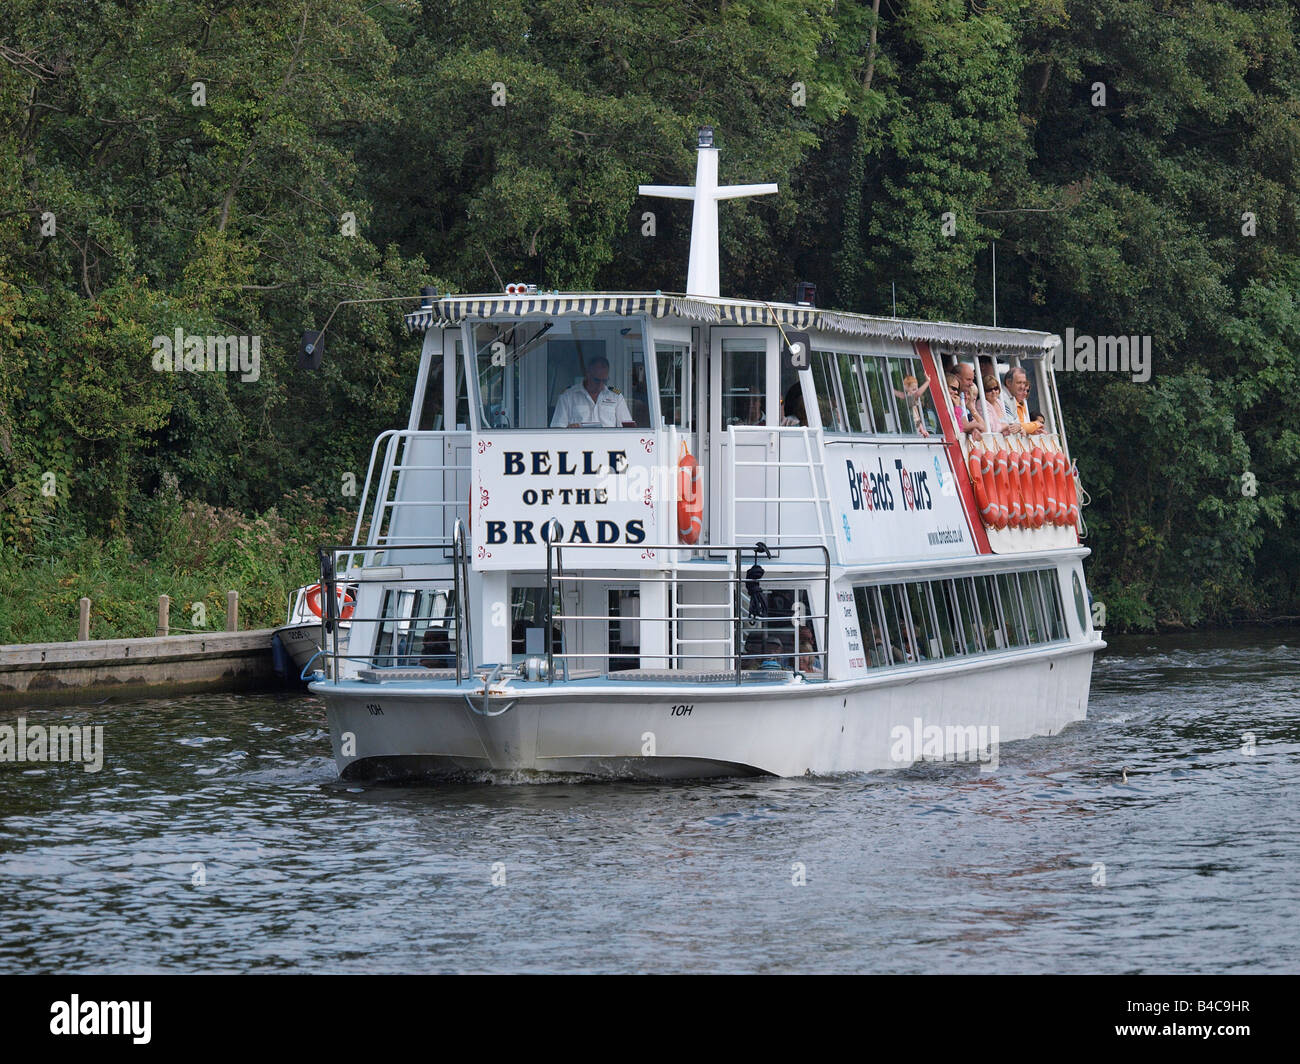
[405, 293, 1055, 356]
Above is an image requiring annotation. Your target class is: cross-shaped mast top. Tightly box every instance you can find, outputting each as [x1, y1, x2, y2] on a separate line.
[639, 127, 778, 299]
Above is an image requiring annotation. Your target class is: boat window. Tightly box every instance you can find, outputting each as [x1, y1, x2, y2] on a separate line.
[860, 357, 894, 433]
[811, 350, 844, 431]
[742, 587, 814, 672]
[1071, 569, 1088, 633]
[854, 586, 889, 668]
[931, 579, 961, 657]
[779, 356, 805, 426]
[418, 335, 465, 431]
[836, 352, 867, 432]
[878, 359, 909, 434]
[418, 341, 446, 431]
[894, 355, 938, 436]
[1041, 570, 1066, 641]
[810, 350, 943, 439]
[608, 587, 640, 671]
[975, 575, 1004, 649]
[656, 341, 692, 430]
[851, 571, 1074, 669]
[723, 339, 767, 426]
[454, 340, 470, 429]
[997, 573, 1027, 647]
[905, 582, 940, 660]
[882, 584, 920, 663]
[957, 577, 985, 653]
[1018, 571, 1046, 644]
[374, 587, 458, 667]
[472, 317, 650, 430]
[510, 587, 561, 658]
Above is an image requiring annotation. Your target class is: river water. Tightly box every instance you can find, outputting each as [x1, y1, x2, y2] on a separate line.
[1, 629, 1296, 974]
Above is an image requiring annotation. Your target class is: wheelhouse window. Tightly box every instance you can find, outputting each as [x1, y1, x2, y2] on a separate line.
[656, 340, 693, 430]
[471, 317, 650, 430]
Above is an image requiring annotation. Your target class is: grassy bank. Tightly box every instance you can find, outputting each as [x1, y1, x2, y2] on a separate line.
[0, 491, 357, 644]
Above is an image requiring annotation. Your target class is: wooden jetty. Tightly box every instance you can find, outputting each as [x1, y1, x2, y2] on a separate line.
[0, 630, 278, 709]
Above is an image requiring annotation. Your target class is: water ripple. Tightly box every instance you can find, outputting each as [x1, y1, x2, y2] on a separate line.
[0, 629, 1297, 972]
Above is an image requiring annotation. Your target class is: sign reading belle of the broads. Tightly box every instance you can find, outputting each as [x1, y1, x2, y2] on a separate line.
[471, 432, 664, 569]
[827, 442, 976, 563]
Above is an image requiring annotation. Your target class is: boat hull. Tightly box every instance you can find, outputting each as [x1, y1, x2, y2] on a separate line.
[275, 622, 324, 677]
[312, 640, 1099, 781]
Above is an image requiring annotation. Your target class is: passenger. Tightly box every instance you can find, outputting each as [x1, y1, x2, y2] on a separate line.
[868, 623, 905, 665]
[965, 378, 983, 427]
[955, 359, 976, 397]
[1002, 366, 1044, 435]
[898, 623, 920, 664]
[551, 355, 635, 428]
[419, 627, 455, 668]
[798, 627, 821, 673]
[1029, 409, 1047, 432]
[781, 382, 806, 426]
[893, 374, 931, 437]
[980, 374, 1010, 434]
[947, 373, 983, 439]
[761, 639, 786, 670]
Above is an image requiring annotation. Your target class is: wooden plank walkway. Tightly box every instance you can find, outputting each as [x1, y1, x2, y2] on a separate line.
[0, 630, 278, 708]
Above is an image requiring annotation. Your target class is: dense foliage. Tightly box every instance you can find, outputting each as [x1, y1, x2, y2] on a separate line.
[1, 0, 1297, 636]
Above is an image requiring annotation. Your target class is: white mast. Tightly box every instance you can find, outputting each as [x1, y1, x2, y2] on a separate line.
[639, 127, 778, 298]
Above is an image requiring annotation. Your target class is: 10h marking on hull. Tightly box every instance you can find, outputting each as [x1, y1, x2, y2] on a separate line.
[670, 704, 694, 717]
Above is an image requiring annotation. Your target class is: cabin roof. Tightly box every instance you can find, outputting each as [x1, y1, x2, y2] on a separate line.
[404, 292, 1059, 356]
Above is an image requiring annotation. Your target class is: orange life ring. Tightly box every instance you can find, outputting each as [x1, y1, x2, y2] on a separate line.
[306, 583, 355, 620]
[993, 447, 1012, 528]
[968, 450, 997, 527]
[982, 448, 1007, 529]
[677, 451, 703, 544]
[1029, 447, 1047, 528]
[1051, 450, 1068, 524]
[1065, 458, 1080, 526]
[1017, 445, 1036, 528]
[1042, 448, 1060, 525]
[1006, 444, 1025, 529]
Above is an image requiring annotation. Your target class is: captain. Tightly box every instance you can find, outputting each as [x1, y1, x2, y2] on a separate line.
[551, 356, 635, 428]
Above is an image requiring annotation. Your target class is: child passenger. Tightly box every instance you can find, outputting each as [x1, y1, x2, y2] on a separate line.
[893, 374, 931, 437]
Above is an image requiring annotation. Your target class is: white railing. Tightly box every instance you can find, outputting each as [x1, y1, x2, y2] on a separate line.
[545, 538, 833, 684]
[345, 430, 471, 570]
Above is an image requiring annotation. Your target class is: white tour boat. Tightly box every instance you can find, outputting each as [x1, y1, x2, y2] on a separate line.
[307, 128, 1104, 780]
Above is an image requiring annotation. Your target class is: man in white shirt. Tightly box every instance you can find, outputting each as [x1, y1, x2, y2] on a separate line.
[551, 355, 634, 427]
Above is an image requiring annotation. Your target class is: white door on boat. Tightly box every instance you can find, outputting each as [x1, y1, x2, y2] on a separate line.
[710, 330, 780, 547]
